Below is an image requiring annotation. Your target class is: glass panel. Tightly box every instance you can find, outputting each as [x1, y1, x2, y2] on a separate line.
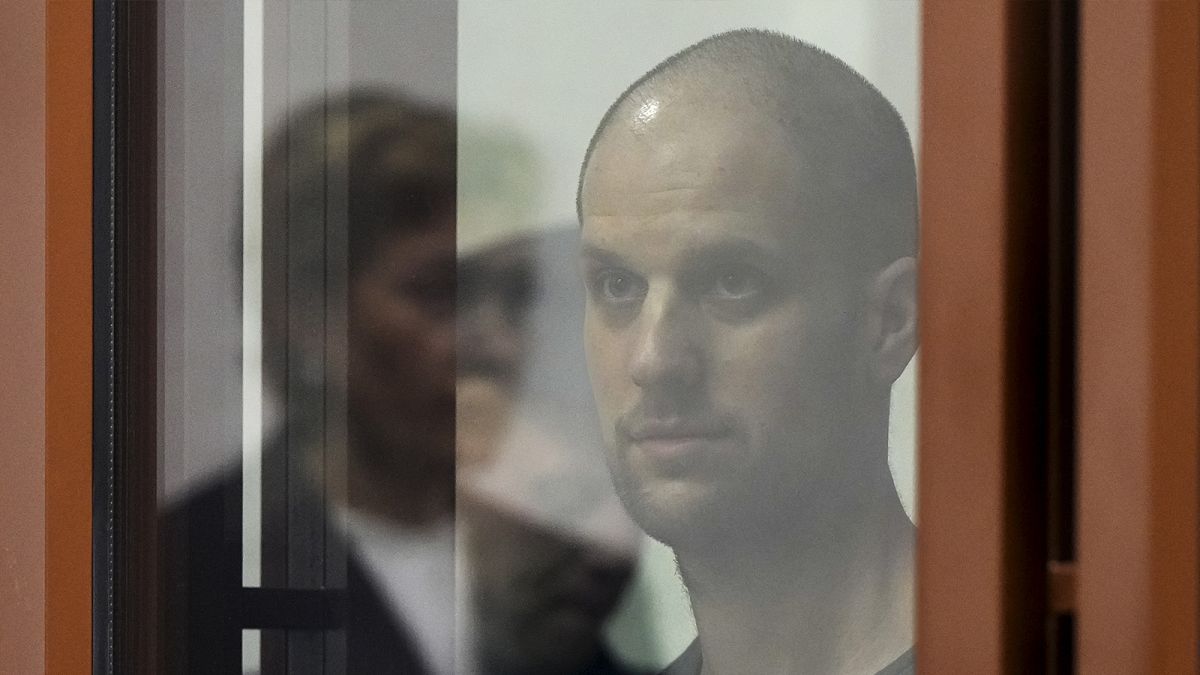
[159, 2, 457, 673]
[457, 2, 919, 673]
[153, 2, 918, 673]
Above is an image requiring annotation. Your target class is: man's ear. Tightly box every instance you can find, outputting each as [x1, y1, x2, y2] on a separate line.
[863, 256, 917, 385]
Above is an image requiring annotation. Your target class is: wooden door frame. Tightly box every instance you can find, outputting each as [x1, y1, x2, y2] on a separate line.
[922, 1, 1200, 672]
[919, 2, 1074, 671]
[0, 0, 52, 668]
[1077, 3, 1200, 672]
[49, 2, 94, 671]
[0, 0, 95, 671]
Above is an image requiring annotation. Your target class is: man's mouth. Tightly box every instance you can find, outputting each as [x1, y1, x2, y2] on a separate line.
[621, 419, 734, 466]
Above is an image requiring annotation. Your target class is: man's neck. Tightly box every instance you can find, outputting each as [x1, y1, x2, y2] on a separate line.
[679, 471, 914, 675]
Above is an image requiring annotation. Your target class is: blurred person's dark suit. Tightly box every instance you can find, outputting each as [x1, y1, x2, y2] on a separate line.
[164, 461, 430, 673]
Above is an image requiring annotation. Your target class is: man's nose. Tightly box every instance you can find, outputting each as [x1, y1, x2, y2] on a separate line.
[630, 289, 702, 390]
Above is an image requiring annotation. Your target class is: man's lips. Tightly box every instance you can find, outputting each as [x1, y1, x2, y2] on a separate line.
[622, 419, 734, 465]
[625, 420, 730, 441]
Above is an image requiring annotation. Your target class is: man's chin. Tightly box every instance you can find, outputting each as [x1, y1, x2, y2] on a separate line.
[614, 475, 737, 548]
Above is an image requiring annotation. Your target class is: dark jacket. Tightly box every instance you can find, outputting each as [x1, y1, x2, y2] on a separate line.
[161, 463, 429, 674]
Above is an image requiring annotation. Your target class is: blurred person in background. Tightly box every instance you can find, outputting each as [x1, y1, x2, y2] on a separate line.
[165, 90, 456, 674]
[457, 227, 648, 675]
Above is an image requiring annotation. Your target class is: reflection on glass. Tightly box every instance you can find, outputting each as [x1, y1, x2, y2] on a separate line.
[155, 3, 919, 674]
[457, 229, 645, 674]
[165, 89, 458, 673]
[264, 90, 458, 672]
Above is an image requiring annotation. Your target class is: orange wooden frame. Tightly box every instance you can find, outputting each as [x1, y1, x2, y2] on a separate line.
[46, 0, 94, 671]
[1077, 3, 1200, 672]
[919, 2, 1055, 671]
[1, 0, 92, 671]
[919, 4, 1011, 665]
[923, 2, 1200, 672]
[0, 0, 49, 668]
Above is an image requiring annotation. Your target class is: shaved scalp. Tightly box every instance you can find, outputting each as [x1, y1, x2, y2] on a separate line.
[578, 29, 917, 278]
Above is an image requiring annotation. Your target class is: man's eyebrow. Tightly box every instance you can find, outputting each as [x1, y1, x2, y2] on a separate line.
[581, 236, 791, 271]
[579, 244, 629, 267]
[682, 237, 787, 269]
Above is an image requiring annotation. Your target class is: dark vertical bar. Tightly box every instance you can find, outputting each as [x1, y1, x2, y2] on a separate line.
[1046, 1, 1079, 673]
[1047, 0, 1079, 566]
[109, 0, 163, 672]
[1002, 2, 1054, 671]
[93, 0, 117, 672]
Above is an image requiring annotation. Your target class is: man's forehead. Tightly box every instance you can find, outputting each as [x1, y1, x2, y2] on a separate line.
[583, 105, 801, 217]
[582, 220, 796, 269]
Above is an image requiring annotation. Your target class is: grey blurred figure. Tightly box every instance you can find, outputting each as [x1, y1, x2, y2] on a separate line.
[458, 228, 649, 675]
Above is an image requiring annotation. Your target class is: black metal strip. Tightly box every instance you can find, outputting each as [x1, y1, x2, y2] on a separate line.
[1001, 3, 1054, 669]
[1047, 0, 1079, 569]
[92, 0, 117, 673]
[241, 588, 348, 630]
[1046, 1, 1079, 673]
[106, 1, 160, 670]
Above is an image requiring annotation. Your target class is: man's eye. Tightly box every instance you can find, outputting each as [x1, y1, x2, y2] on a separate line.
[591, 269, 646, 305]
[710, 268, 766, 301]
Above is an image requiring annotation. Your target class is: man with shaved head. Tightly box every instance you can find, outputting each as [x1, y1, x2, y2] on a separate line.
[578, 30, 918, 674]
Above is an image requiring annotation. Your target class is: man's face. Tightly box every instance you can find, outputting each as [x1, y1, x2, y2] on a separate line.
[580, 101, 865, 547]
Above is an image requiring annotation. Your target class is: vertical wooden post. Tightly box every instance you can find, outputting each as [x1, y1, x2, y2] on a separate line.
[0, 0, 48, 669]
[1077, 2, 1200, 673]
[919, 2, 1053, 671]
[47, 0, 94, 671]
